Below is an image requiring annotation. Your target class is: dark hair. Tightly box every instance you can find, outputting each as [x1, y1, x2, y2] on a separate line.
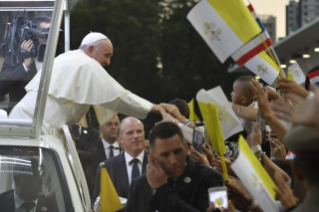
[169, 98, 190, 118]
[305, 65, 319, 91]
[295, 157, 319, 186]
[32, 16, 51, 30]
[149, 122, 184, 152]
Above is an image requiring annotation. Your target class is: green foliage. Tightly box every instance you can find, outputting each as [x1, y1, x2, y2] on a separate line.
[71, 0, 243, 133]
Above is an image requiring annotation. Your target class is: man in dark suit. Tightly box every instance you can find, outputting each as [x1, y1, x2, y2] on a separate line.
[92, 117, 148, 204]
[0, 16, 51, 113]
[71, 124, 100, 196]
[93, 116, 121, 176]
[124, 122, 223, 212]
[0, 161, 56, 212]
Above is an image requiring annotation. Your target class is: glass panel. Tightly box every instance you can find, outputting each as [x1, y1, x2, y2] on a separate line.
[0, 146, 72, 212]
[0, 1, 57, 115]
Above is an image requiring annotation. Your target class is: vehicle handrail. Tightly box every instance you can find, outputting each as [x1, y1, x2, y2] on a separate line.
[0, 119, 32, 126]
[32, 0, 65, 138]
[62, 124, 91, 212]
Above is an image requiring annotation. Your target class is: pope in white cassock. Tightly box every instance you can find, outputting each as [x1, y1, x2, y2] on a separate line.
[9, 32, 160, 134]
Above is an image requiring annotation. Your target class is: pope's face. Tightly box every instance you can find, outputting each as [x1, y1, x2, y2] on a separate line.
[92, 39, 113, 67]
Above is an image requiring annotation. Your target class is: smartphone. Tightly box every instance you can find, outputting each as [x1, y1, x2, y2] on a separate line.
[208, 186, 228, 212]
[192, 126, 205, 153]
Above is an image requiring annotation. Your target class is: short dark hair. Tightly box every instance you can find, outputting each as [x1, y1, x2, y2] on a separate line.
[32, 16, 51, 30]
[169, 98, 190, 118]
[305, 65, 319, 91]
[295, 157, 319, 186]
[149, 122, 184, 152]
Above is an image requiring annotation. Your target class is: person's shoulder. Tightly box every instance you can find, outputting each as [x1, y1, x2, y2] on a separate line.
[132, 174, 148, 187]
[0, 189, 13, 200]
[105, 152, 124, 166]
[194, 162, 222, 178]
[86, 126, 100, 136]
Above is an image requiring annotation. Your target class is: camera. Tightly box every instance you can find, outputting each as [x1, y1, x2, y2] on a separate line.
[1, 17, 48, 65]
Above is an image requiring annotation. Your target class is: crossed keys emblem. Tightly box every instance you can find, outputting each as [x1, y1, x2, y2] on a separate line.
[290, 69, 301, 78]
[204, 22, 222, 41]
[257, 64, 268, 74]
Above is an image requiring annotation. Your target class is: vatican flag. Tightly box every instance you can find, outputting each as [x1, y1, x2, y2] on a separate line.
[100, 168, 122, 212]
[187, 0, 261, 63]
[287, 63, 306, 85]
[244, 51, 280, 85]
[196, 88, 243, 140]
[231, 136, 279, 212]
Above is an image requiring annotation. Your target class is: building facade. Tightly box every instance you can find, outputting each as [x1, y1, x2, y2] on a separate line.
[260, 15, 277, 43]
[286, 0, 319, 35]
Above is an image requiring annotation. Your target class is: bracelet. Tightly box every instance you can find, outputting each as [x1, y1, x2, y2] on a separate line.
[246, 199, 258, 211]
[237, 105, 243, 116]
[256, 151, 262, 162]
[307, 91, 314, 100]
[183, 119, 190, 125]
[251, 145, 262, 154]
[261, 152, 265, 167]
[270, 156, 276, 160]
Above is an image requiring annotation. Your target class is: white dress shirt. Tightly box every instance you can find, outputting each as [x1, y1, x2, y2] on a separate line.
[124, 151, 145, 185]
[101, 138, 120, 158]
[23, 59, 43, 73]
[14, 191, 38, 212]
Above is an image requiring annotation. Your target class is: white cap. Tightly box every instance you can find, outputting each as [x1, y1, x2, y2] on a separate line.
[81, 32, 108, 46]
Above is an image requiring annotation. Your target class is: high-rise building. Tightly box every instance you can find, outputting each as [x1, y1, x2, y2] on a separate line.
[259, 15, 277, 43]
[286, 0, 319, 36]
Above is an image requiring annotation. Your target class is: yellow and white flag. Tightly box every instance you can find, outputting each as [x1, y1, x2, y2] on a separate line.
[231, 136, 279, 212]
[100, 168, 122, 212]
[288, 63, 306, 85]
[244, 51, 279, 85]
[196, 88, 243, 140]
[187, 0, 261, 63]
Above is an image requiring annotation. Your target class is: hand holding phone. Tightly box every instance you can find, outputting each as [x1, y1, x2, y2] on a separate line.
[208, 186, 228, 212]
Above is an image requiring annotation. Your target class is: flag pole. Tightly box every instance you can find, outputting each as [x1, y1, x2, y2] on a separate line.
[270, 46, 287, 78]
[258, 34, 286, 78]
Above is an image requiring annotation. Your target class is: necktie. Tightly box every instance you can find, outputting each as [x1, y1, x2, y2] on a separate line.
[168, 178, 176, 190]
[22, 201, 36, 212]
[130, 158, 140, 182]
[109, 145, 114, 158]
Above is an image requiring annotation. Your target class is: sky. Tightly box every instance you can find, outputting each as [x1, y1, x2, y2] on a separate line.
[243, 0, 291, 41]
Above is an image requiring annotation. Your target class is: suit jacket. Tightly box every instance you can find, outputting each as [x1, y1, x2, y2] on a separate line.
[124, 157, 223, 212]
[0, 189, 56, 212]
[93, 139, 122, 176]
[0, 54, 37, 113]
[92, 151, 148, 204]
[73, 125, 100, 197]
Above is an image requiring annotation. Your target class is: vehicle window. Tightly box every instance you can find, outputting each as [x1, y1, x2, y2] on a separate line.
[0, 146, 72, 212]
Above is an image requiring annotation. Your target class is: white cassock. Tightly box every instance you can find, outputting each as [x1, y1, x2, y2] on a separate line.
[9, 50, 153, 134]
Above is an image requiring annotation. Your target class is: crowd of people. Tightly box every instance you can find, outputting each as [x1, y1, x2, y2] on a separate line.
[0, 16, 318, 212]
